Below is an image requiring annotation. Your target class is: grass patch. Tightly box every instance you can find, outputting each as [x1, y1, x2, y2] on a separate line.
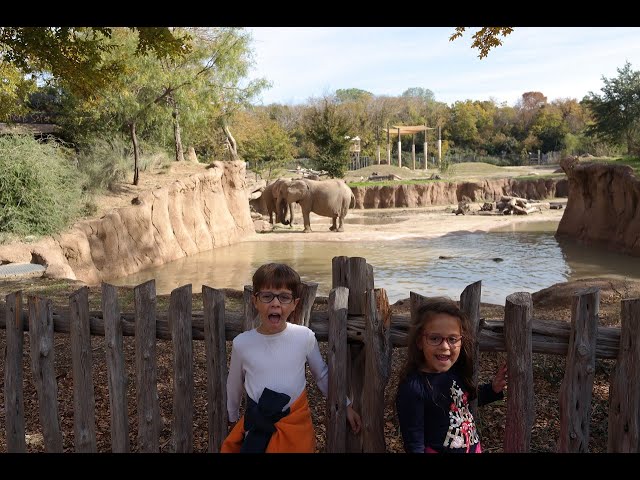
[449, 162, 507, 175]
[513, 174, 564, 181]
[347, 178, 450, 187]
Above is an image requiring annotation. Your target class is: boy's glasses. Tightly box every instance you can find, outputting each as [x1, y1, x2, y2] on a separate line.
[423, 334, 463, 347]
[255, 291, 295, 304]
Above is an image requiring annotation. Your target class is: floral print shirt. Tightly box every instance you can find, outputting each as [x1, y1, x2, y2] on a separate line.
[396, 369, 503, 453]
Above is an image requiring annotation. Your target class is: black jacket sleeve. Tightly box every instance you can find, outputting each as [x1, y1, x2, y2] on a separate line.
[478, 382, 504, 407]
[396, 376, 426, 453]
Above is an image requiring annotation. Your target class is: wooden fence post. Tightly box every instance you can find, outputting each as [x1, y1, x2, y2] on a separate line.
[503, 292, 534, 453]
[326, 286, 349, 452]
[362, 288, 391, 453]
[243, 285, 257, 332]
[332, 256, 373, 453]
[409, 291, 428, 313]
[460, 281, 482, 419]
[69, 286, 97, 452]
[298, 281, 319, 327]
[608, 297, 640, 452]
[202, 286, 229, 453]
[28, 295, 63, 452]
[134, 280, 160, 452]
[101, 283, 130, 453]
[4, 292, 26, 453]
[558, 287, 599, 452]
[169, 284, 193, 452]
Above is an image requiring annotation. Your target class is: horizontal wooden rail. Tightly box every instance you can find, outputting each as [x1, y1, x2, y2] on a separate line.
[0, 304, 621, 359]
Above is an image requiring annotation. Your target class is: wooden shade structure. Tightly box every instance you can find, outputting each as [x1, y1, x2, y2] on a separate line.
[382, 125, 435, 169]
[383, 125, 433, 135]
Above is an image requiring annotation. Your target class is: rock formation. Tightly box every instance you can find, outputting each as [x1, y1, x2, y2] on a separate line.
[350, 177, 567, 209]
[556, 157, 640, 256]
[0, 161, 255, 283]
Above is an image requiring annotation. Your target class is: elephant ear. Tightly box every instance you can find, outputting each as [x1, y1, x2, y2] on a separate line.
[289, 180, 309, 197]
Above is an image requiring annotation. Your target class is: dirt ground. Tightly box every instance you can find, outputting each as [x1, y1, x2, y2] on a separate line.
[0, 161, 632, 453]
[92, 161, 210, 219]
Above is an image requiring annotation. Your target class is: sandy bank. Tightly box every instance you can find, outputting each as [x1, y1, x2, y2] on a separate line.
[245, 201, 567, 243]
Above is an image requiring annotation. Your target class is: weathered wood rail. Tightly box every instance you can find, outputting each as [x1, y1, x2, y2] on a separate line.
[0, 309, 623, 359]
[2, 255, 639, 453]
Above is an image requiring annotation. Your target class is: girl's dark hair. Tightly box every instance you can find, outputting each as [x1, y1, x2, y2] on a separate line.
[252, 263, 302, 323]
[397, 297, 477, 400]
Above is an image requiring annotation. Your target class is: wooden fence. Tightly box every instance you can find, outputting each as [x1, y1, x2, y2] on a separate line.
[1, 256, 639, 453]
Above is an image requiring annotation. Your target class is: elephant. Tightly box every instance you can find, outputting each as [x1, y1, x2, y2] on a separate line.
[272, 178, 296, 226]
[255, 178, 294, 225]
[278, 178, 354, 233]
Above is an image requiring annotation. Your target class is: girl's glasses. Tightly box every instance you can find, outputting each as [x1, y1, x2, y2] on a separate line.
[423, 334, 463, 346]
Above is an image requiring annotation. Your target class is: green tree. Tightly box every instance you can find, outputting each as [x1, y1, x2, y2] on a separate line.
[335, 88, 373, 103]
[236, 111, 294, 179]
[305, 98, 351, 178]
[0, 27, 190, 99]
[54, 28, 267, 183]
[448, 101, 480, 148]
[0, 63, 36, 121]
[585, 61, 640, 155]
[530, 108, 567, 152]
[401, 87, 435, 102]
[154, 27, 268, 163]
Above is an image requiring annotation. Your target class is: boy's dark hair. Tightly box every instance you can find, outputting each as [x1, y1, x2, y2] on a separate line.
[397, 297, 477, 400]
[252, 263, 302, 299]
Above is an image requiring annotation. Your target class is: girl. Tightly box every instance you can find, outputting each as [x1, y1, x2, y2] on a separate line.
[395, 297, 507, 453]
[222, 262, 361, 453]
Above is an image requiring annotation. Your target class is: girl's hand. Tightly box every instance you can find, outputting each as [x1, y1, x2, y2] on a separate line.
[492, 362, 508, 393]
[347, 405, 362, 434]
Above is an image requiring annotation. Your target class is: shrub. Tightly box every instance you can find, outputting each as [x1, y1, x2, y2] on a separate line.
[77, 136, 172, 192]
[76, 136, 132, 191]
[0, 135, 84, 235]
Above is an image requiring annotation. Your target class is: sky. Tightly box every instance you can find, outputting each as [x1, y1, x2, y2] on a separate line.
[245, 27, 640, 107]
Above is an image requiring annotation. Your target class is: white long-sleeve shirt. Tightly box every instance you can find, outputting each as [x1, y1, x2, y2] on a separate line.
[226, 322, 332, 422]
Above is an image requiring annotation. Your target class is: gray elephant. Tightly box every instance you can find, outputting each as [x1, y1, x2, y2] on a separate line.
[272, 178, 295, 226]
[255, 178, 294, 225]
[278, 178, 354, 233]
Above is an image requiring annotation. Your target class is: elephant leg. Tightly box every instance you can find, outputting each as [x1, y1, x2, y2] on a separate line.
[288, 203, 294, 227]
[303, 210, 312, 233]
[337, 216, 344, 232]
[329, 215, 338, 231]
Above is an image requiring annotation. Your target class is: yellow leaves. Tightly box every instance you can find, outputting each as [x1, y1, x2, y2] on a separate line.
[449, 27, 514, 59]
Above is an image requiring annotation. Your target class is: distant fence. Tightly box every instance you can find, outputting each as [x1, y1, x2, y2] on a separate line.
[348, 151, 563, 171]
[1, 256, 639, 452]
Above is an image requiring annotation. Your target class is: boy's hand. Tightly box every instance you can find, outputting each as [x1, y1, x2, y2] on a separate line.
[347, 405, 362, 434]
[492, 362, 508, 393]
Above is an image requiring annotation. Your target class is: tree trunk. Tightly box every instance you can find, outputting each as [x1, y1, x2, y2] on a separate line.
[172, 97, 185, 162]
[130, 122, 140, 186]
[223, 123, 239, 161]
